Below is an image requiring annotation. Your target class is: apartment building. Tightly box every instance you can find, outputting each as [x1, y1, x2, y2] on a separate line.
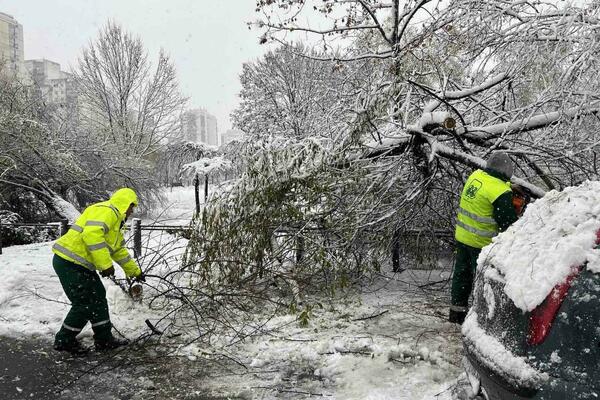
[182, 108, 219, 146]
[24, 59, 77, 107]
[0, 12, 25, 77]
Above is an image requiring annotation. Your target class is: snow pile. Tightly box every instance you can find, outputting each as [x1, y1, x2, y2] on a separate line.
[0, 243, 463, 400]
[191, 274, 463, 400]
[483, 282, 496, 319]
[479, 180, 600, 311]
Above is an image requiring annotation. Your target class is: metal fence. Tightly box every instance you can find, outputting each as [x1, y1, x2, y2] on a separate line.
[0, 218, 189, 255]
[1, 219, 454, 272]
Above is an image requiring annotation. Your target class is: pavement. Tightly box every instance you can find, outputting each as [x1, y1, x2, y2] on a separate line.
[0, 336, 64, 399]
[0, 336, 239, 400]
[0, 336, 110, 400]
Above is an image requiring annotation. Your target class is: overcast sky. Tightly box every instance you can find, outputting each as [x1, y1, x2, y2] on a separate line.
[0, 0, 268, 132]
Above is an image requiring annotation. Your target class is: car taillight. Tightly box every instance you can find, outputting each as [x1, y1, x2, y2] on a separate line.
[526, 229, 600, 346]
[526, 265, 581, 345]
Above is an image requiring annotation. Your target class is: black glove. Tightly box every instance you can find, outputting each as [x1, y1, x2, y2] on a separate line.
[100, 266, 115, 277]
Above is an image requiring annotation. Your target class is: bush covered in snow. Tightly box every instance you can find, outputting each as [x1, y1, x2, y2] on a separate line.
[0, 210, 58, 247]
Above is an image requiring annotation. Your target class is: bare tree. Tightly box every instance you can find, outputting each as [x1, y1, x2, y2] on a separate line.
[0, 63, 82, 220]
[1, 23, 190, 220]
[232, 44, 363, 140]
[76, 22, 187, 157]
[66, 22, 190, 206]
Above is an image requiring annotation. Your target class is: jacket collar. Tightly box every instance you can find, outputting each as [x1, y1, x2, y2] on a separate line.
[483, 167, 511, 183]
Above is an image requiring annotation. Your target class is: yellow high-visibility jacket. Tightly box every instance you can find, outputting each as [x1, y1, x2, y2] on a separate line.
[52, 188, 142, 278]
[455, 169, 512, 249]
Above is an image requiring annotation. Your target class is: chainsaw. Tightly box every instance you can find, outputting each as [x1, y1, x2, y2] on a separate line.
[109, 275, 143, 301]
[512, 184, 535, 217]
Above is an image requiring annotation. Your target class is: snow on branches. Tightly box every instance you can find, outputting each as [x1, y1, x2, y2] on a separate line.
[182, 157, 232, 178]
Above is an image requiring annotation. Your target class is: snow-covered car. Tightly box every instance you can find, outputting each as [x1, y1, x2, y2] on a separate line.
[461, 181, 600, 399]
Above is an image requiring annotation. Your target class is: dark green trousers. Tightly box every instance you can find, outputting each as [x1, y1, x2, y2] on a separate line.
[450, 242, 481, 310]
[53, 255, 112, 345]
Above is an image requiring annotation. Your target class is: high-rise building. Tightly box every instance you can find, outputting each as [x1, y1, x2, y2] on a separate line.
[182, 108, 219, 146]
[0, 12, 25, 77]
[24, 59, 78, 107]
[0, 12, 76, 108]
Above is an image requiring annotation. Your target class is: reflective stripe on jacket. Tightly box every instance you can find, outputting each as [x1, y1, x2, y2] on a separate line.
[454, 169, 512, 249]
[52, 188, 141, 278]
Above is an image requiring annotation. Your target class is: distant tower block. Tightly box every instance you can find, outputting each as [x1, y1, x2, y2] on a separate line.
[182, 108, 219, 146]
[0, 12, 26, 78]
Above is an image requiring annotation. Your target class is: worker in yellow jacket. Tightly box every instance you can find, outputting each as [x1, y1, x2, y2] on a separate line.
[450, 152, 518, 324]
[52, 188, 143, 354]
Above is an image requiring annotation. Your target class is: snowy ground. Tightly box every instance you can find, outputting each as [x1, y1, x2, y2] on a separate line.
[0, 186, 464, 399]
[199, 275, 464, 400]
[147, 185, 198, 223]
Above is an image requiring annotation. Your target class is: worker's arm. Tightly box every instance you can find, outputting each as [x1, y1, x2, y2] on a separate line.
[492, 191, 518, 232]
[110, 235, 142, 278]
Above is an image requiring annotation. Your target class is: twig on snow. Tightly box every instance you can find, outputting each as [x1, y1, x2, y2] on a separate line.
[351, 309, 389, 321]
[252, 386, 332, 397]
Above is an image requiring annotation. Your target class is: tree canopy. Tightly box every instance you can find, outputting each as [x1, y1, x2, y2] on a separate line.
[184, 1, 600, 298]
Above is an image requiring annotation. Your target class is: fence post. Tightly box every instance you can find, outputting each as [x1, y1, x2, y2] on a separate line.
[391, 229, 401, 272]
[295, 234, 304, 264]
[204, 174, 209, 204]
[194, 173, 200, 216]
[132, 218, 142, 259]
[59, 219, 69, 236]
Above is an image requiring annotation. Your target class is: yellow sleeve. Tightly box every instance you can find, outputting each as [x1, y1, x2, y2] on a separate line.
[111, 234, 142, 278]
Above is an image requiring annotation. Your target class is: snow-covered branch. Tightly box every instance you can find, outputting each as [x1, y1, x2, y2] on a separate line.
[423, 73, 509, 113]
[182, 157, 232, 177]
[425, 139, 547, 198]
[261, 22, 383, 36]
[460, 105, 600, 139]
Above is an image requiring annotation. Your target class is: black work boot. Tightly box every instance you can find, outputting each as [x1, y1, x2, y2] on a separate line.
[53, 340, 89, 356]
[95, 336, 130, 351]
[449, 309, 467, 324]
